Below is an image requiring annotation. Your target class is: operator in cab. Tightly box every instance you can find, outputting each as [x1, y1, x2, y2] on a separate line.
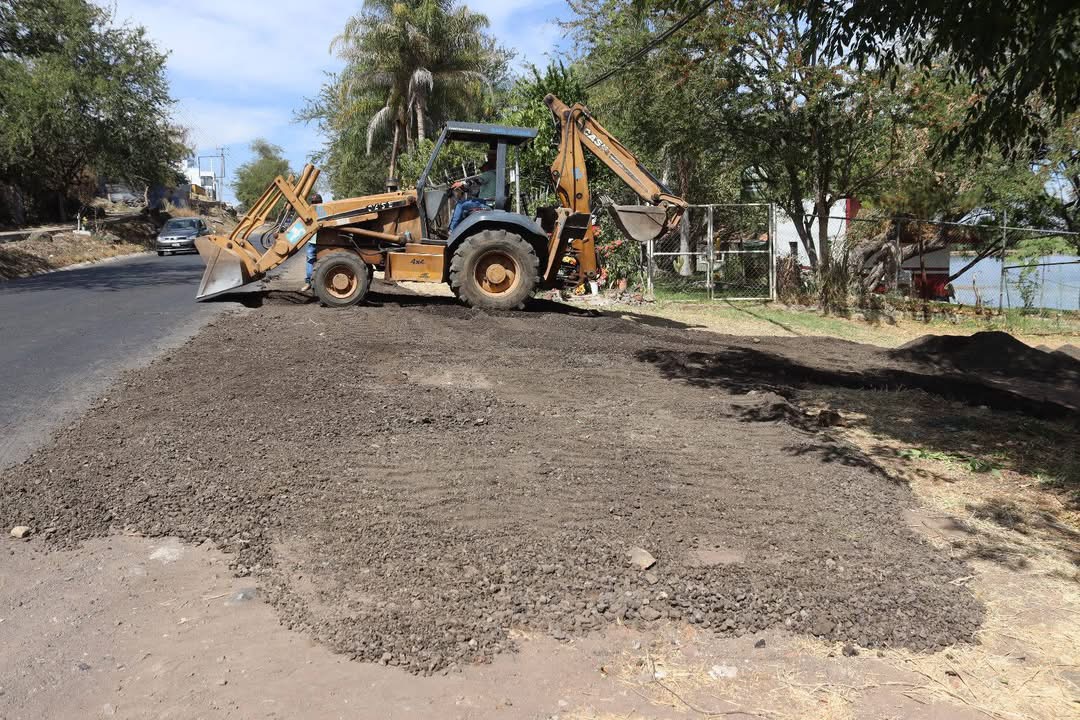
[449, 148, 499, 231]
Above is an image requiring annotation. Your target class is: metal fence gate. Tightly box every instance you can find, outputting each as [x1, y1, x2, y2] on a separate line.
[645, 203, 775, 301]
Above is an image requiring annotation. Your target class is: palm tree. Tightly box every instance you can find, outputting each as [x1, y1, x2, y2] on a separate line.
[331, 0, 493, 180]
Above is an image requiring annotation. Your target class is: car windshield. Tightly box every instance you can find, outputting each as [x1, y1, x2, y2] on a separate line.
[163, 219, 197, 231]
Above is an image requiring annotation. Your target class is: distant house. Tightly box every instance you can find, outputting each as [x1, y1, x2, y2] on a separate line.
[180, 159, 220, 201]
[776, 198, 858, 267]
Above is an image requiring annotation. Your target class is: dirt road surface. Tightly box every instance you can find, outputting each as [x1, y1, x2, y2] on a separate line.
[2, 289, 1076, 719]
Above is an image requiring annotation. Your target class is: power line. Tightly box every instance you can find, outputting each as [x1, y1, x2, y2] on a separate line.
[584, 0, 719, 89]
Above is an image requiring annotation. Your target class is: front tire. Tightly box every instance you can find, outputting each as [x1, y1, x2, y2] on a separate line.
[312, 252, 372, 307]
[449, 229, 539, 310]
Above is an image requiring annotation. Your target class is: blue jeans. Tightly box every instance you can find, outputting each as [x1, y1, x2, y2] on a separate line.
[450, 199, 489, 230]
[305, 241, 317, 283]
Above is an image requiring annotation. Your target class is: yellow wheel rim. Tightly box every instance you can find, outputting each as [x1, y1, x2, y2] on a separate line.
[322, 263, 359, 300]
[474, 250, 520, 297]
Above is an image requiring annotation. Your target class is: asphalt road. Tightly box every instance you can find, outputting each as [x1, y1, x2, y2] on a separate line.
[0, 252, 234, 468]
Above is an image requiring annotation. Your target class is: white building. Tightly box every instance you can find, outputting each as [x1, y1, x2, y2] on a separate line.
[180, 158, 219, 200]
[775, 199, 858, 268]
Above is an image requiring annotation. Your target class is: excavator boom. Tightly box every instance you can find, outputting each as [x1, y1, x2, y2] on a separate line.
[544, 94, 687, 242]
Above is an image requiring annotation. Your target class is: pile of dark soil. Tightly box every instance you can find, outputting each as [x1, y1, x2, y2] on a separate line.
[1, 298, 984, 673]
[894, 331, 1080, 384]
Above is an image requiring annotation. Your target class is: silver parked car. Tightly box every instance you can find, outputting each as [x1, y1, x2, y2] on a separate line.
[156, 218, 210, 255]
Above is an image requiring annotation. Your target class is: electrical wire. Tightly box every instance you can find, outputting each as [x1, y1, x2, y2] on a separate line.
[584, 0, 719, 89]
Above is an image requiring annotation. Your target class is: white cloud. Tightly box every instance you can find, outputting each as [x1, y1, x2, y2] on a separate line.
[171, 99, 285, 150]
[109, 0, 573, 201]
[112, 0, 352, 97]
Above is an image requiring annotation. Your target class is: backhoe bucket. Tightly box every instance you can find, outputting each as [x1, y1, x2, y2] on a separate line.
[610, 205, 670, 243]
[195, 235, 253, 300]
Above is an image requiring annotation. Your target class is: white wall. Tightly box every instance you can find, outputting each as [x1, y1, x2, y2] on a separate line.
[775, 201, 852, 267]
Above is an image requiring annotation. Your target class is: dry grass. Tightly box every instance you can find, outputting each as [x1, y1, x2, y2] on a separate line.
[880, 576, 1080, 720]
[161, 201, 200, 218]
[604, 299, 1080, 351]
[562, 385, 1080, 720]
[798, 385, 1080, 720]
[0, 231, 147, 279]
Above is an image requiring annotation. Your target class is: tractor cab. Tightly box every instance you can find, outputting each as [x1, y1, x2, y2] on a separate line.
[415, 122, 538, 241]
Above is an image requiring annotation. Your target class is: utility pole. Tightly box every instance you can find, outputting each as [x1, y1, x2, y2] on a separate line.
[218, 147, 226, 203]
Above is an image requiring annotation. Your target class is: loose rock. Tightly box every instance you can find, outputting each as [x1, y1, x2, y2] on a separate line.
[628, 547, 656, 571]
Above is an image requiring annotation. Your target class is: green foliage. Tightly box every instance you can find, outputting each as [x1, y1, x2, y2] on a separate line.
[0, 0, 185, 222]
[813, 0, 1080, 156]
[899, 447, 1002, 474]
[1012, 235, 1066, 310]
[301, 0, 510, 188]
[396, 137, 486, 188]
[497, 62, 589, 213]
[566, 1, 904, 268]
[596, 214, 643, 285]
[233, 139, 292, 210]
[565, 0, 742, 204]
[298, 77, 391, 199]
[566, 0, 1077, 287]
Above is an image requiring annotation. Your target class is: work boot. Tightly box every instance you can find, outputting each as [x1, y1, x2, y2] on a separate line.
[300, 281, 312, 293]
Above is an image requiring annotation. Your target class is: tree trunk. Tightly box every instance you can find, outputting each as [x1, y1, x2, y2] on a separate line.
[676, 157, 694, 276]
[388, 122, 401, 180]
[816, 199, 831, 270]
[790, 210, 819, 269]
[416, 98, 426, 142]
[678, 209, 693, 276]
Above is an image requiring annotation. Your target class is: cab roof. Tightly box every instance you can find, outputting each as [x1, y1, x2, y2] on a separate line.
[441, 121, 537, 145]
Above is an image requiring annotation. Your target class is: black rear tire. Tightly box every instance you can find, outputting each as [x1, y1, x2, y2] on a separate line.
[157, 251, 164, 256]
[312, 252, 372, 307]
[449, 229, 539, 310]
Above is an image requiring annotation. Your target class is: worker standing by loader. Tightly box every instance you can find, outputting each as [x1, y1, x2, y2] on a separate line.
[301, 193, 323, 292]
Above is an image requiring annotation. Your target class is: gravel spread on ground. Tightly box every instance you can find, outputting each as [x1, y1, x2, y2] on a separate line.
[1, 294, 986, 673]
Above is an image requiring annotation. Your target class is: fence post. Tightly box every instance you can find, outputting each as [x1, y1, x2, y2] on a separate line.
[679, 206, 692, 277]
[706, 205, 715, 301]
[646, 236, 654, 297]
[998, 209, 1007, 313]
[768, 203, 777, 300]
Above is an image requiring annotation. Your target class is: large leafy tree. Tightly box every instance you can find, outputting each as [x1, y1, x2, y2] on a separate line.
[570, 1, 904, 269]
[809, 0, 1080, 156]
[318, 0, 507, 182]
[0, 0, 185, 222]
[233, 139, 292, 211]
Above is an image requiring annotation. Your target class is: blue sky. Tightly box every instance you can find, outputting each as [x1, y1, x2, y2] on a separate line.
[111, 0, 573, 203]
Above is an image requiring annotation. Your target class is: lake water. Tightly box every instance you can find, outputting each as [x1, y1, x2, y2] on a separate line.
[949, 254, 1080, 310]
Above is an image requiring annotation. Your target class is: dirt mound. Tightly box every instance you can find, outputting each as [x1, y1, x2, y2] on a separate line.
[1, 303, 983, 673]
[893, 331, 1080, 383]
[1054, 343, 1080, 362]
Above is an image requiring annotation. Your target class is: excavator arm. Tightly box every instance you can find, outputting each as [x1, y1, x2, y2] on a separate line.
[541, 94, 687, 284]
[544, 94, 687, 242]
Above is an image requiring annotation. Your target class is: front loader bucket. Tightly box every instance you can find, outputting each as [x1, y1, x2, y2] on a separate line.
[610, 204, 670, 242]
[195, 236, 253, 300]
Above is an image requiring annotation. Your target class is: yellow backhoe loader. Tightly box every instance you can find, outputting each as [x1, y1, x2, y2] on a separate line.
[195, 95, 687, 309]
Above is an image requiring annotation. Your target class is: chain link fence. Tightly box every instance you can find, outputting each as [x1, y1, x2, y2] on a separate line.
[815, 215, 1080, 312]
[645, 203, 775, 301]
